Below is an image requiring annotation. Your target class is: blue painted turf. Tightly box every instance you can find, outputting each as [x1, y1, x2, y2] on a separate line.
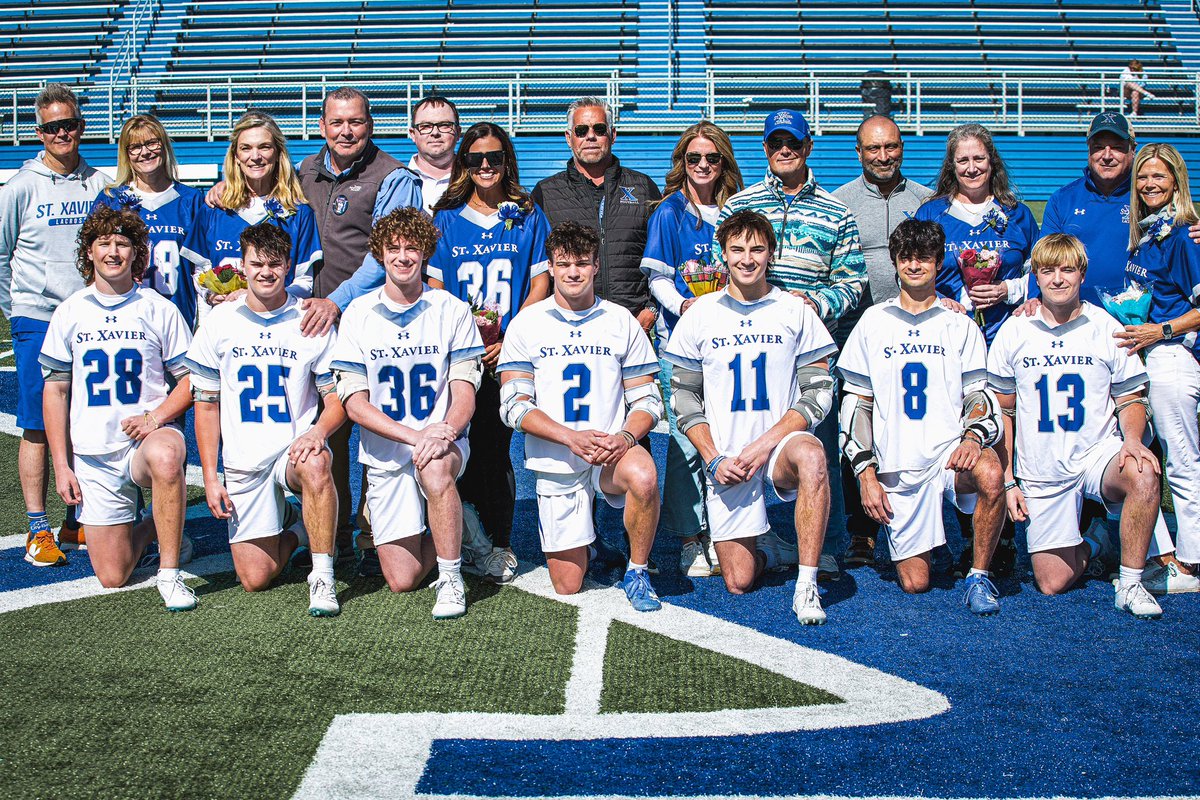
[3, 374, 1199, 798]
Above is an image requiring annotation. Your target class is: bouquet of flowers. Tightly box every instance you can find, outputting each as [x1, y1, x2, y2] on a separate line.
[196, 263, 247, 296]
[1099, 282, 1152, 327]
[498, 201, 524, 230]
[959, 247, 1001, 328]
[471, 299, 502, 347]
[679, 258, 728, 297]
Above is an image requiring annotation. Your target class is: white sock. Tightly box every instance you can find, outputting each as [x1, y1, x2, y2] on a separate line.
[1118, 565, 1143, 590]
[797, 565, 819, 585]
[157, 567, 179, 583]
[310, 553, 335, 582]
[437, 557, 462, 578]
[628, 561, 647, 573]
[968, 568, 989, 578]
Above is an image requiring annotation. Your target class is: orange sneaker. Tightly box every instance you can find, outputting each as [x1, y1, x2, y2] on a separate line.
[58, 524, 86, 551]
[25, 530, 67, 567]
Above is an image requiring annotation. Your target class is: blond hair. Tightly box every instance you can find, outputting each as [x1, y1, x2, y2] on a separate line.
[107, 115, 179, 192]
[1031, 233, 1088, 276]
[1128, 143, 1197, 251]
[219, 112, 306, 214]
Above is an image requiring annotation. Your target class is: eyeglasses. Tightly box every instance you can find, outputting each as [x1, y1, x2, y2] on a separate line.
[685, 152, 723, 167]
[572, 123, 609, 138]
[766, 135, 803, 152]
[464, 150, 505, 169]
[412, 121, 457, 135]
[127, 139, 163, 156]
[37, 117, 83, 136]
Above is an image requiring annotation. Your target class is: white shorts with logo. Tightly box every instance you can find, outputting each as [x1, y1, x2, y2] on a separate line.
[535, 466, 625, 554]
[706, 431, 813, 543]
[879, 441, 977, 562]
[367, 437, 470, 546]
[225, 448, 297, 544]
[75, 428, 185, 527]
[1023, 437, 1122, 554]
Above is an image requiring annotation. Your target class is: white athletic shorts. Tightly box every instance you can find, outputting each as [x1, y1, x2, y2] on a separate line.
[224, 448, 296, 544]
[879, 440, 977, 562]
[706, 431, 812, 543]
[1023, 437, 1122, 554]
[366, 437, 470, 546]
[75, 428, 185, 527]
[535, 467, 624, 554]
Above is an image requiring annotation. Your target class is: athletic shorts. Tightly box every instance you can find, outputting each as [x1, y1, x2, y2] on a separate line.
[1023, 437, 1122, 554]
[706, 430, 812, 543]
[366, 437, 470, 546]
[535, 467, 625, 554]
[14, 316, 49, 431]
[224, 449, 296, 544]
[74, 429, 184, 526]
[880, 440, 977, 562]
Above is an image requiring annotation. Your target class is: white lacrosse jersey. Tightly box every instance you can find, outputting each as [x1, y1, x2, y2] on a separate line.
[330, 287, 484, 470]
[498, 297, 659, 475]
[663, 287, 836, 455]
[839, 300, 988, 487]
[987, 302, 1148, 487]
[185, 295, 337, 472]
[40, 285, 192, 455]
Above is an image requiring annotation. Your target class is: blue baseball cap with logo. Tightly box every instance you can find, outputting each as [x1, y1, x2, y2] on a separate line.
[763, 109, 811, 142]
[1087, 111, 1133, 141]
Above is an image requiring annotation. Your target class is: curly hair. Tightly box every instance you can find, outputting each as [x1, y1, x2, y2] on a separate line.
[888, 218, 945, 265]
[545, 221, 599, 262]
[77, 206, 149, 285]
[240, 222, 292, 266]
[368, 207, 440, 262]
[715, 209, 777, 253]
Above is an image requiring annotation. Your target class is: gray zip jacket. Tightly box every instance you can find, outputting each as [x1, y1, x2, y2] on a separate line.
[0, 153, 109, 320]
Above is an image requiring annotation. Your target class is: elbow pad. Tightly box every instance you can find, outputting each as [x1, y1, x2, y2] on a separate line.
[961, 387, 1003, 447]
[192, 386, 221, 404]
[838, 393, 879, 475]
[792, 364, 835, 429]
[449, 357, 483, 391]
[500, 377, 537, 432]
[670, 366, 707, 433]
[335, 370, 369, 404]
[624, 382, 664, 428]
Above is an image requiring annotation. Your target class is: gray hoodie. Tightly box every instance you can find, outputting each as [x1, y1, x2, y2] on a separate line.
[0, 153, 110, 321]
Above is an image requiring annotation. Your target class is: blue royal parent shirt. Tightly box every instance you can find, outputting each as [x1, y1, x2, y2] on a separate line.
[1040, 167, 1132, 307]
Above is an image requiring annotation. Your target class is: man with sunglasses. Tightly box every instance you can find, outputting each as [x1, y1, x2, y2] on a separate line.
[531, 97, 661, 335]
[715, 109, 866, 581]
[0, 84, 109, 567]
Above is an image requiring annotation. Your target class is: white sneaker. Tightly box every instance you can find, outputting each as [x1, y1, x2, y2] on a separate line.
[680, 539, 713, 577]
[792, 581, 826, 625]
[460, 504, 493, 576]
[1142, 561, 1200, 595]
[1114, 581, 1163, 619]
[308, 576, 340, 617]
[482, 547, 518, 584]
[757, 530, 799, 572]
[157, 573, 197, 612]
[432, 572, 467, 619]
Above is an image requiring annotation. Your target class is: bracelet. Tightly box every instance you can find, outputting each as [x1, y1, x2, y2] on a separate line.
[1004, 480, 1018, 491]
[619, 430, 637, 449]
[144, 411, 160, 430]
[960, 431, 983, 447]
[706, 454, 726, 477]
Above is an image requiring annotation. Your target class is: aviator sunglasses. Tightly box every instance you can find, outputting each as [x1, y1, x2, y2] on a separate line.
[685, 152, 724, 166]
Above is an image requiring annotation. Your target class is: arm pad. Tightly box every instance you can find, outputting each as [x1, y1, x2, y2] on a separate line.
[43, 369, 71, 383]
[838, 392, 879, 475]
[192, 386, 220, 404]
[961, 387, 1003, 447]
[500, 377, 537, 432]
[670, 365, 707, 433]
[449, 357, 483, 391]
[792, 364, 835, 429]
[624, 381, 664, 429]
[335, 370, 368, 403]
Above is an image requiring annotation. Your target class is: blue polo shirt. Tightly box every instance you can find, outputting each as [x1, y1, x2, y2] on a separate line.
[1041, 167, 1132, 306]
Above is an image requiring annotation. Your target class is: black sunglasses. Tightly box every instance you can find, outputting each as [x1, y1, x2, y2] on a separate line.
[464, 150, 506, 169]
[766, 135, 804, 152]
[572, 123, 609, 138]
[685, 152, 723, 166]
[37, 117, 83, 136]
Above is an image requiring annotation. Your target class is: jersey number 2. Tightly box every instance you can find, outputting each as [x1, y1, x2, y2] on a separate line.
[563, 364, 591, 422]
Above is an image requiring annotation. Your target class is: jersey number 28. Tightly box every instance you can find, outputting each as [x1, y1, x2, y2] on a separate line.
[83, 348, 143, 406]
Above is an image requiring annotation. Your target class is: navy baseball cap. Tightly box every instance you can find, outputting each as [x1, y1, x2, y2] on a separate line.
[763, 109, 811, 142]
[1087, 111, 1132, 141]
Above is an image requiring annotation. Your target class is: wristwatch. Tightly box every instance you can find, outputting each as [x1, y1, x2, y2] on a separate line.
[1162, 322, 1175, 339]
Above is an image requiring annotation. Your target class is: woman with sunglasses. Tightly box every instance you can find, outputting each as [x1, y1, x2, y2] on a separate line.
[1115, 143, 1200, 593]
[640, 122, 744, 578]
[181, 111, 321, 308]
[93, 115, 207, 327]
[428, 122, 551, 583]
